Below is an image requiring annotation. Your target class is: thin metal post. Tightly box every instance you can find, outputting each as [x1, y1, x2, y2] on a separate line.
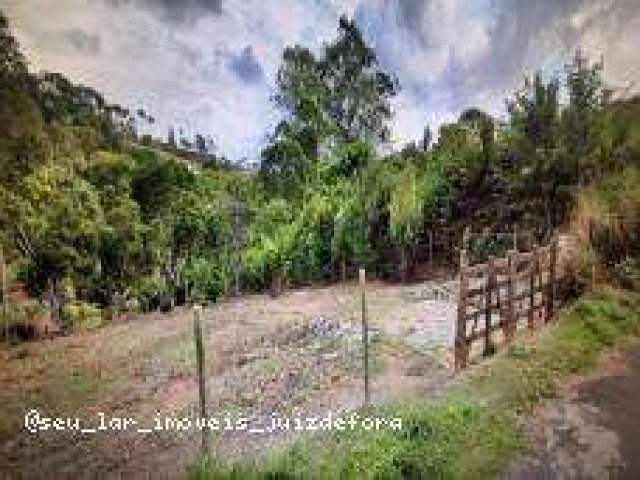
[359, 268, 369, 407]
[232, 199, 241, 296]
[193, 306, 209, 455]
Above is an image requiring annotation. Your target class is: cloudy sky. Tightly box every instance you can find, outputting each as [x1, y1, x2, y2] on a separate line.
[2, 0, 640, 161]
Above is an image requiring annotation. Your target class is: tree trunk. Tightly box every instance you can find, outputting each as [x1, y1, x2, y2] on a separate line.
[400, 246, 408, 284]
[269, 272, 282, 298]
[544, 192, 552, 237]
[234, 261, 240, 297]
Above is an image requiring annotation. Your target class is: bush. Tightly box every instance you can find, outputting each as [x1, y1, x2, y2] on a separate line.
[63, 302, 102, 331]
[133, 275, 168, 311]
[572, 166, 640, 266]
[0, 301, 47, 341]
[613, 257, 640, 291]
[186, 256, 231, 302]
[561, 240, 597, 296]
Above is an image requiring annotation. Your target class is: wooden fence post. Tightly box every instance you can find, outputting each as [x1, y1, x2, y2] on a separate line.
[462, 226, 470, 252]
[505, 250, 516, 342]
[193, 305, 209, 456]
[484, 256, 496, 356]
[359, 268, 370, 407]
[547, 233, 558, 322]
[1, 246, 7, 341]
[455, 250, 469, 370]
[536, 244, 544, 325]
[513, 225, 518, 251]
[588, 218, 596, 290]
[528, 245, 538, 331]
[459, 248, 468, 275]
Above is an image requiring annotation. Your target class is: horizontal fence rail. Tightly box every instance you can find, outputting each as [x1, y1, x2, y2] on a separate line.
[455, 232, 559, 370]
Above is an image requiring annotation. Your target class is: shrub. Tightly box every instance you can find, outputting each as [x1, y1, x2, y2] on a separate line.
[572, 166, 640, 266]
[133, 275, 168, 311]
[613, 257, 640, 291]
[63, 302, 102, 331]
[0, 301, 47, 341]
[186, 256, 231, 302]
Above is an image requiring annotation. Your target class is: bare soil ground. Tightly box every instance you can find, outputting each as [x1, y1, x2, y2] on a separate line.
[0, 280, 457, 478]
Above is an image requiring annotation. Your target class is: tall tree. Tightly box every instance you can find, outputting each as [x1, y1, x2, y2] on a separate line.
[562, 51, 607, 183]
[0, 12, 27, 85]
[321, 16, 399, 144]
[8, 166, 106, 325]
[261, 16, 399, 196]
[507, 72, 563, 229]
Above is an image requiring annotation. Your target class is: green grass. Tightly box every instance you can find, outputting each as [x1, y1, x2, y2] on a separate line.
[465, 287, 640, 414]
[189, 401, 519, 480]
[189, 286, 640, 479]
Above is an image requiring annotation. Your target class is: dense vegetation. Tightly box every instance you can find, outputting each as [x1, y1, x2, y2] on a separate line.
[1, 12, 639, 333]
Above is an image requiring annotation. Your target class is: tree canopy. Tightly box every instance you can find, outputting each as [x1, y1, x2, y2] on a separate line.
[1, 10, 637, 326]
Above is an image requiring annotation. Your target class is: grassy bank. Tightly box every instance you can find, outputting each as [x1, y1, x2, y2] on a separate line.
[190, 285, 640, 479]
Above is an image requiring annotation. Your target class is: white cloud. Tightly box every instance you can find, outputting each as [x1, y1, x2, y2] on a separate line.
[3, 0, 640, 159]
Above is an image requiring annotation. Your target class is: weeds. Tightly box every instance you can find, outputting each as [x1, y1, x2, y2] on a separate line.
[191, 286, 640, 479]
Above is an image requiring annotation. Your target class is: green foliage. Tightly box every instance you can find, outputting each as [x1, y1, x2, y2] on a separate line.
[388, 164, 425, 246]
[63, 302, 102, 331]
[259, 128, 310, 198]
[2, 10, 640, 326]
[260, 16, 397, 198]
[504, 54, 610, 230]
[0, 300, 44, 339]
[0, 12, 27, 83]
[469, 288, 640, 412]
[322, 16, 399, 143]
[331, 178, 371, 267]
[132, 275, 167, 312]
[12, 165, 107, 295]
[190, 402, 519, 480]
[573, 165, 640, 266]
[613, 257, 640, 291]
[562, 52, 607, 169]
[185, 256, 231, 303]
[130, 147, 195, 220]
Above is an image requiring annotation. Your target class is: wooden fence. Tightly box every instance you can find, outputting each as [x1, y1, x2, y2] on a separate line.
[454, 232, 559, 370]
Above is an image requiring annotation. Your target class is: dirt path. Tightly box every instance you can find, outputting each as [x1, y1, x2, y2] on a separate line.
[507, 340, 640, 479]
